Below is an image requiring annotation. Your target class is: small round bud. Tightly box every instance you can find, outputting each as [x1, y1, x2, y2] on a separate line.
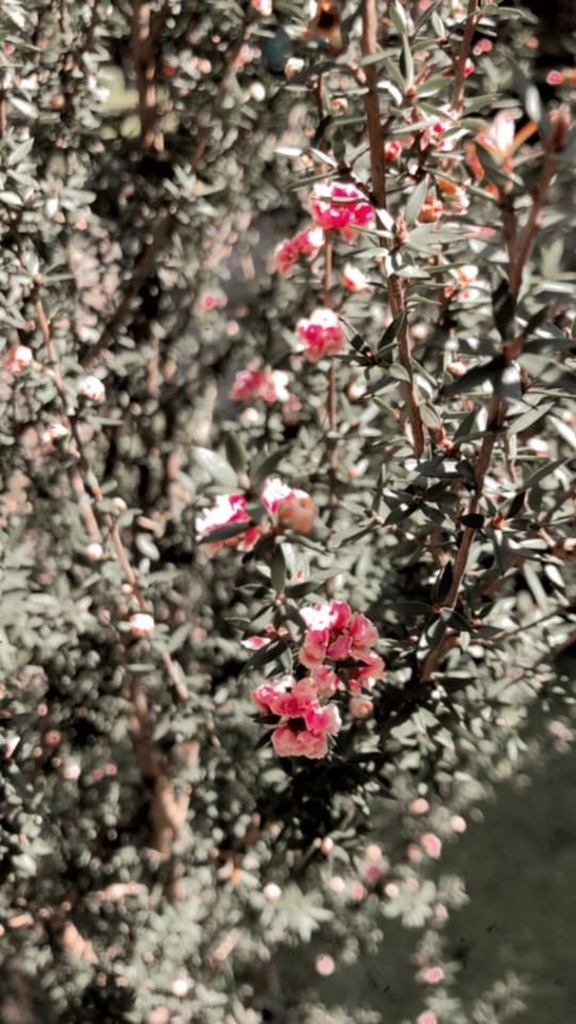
[78, 375, 106, 403]
[129, 613, 155, 638]
[85, 542, 104, 562]
[263, 882, 282, 902]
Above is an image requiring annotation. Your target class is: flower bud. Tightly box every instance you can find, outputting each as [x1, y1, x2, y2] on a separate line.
[129, 613, 155, 637]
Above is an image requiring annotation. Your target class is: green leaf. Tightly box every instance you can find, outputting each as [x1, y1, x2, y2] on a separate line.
[271, 546, 286, 593]
[507, 401, 555, 435]
[193, 447, 239, 489]
[251, 446, 290, 489]
[405, 175, 429, 226]
[224, 431, 247, 474]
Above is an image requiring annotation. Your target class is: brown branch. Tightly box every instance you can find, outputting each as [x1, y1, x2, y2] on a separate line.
[509, 153, 557, 299]
[452, 0, 480, 114]
[82, 16, 251, 370]
[420, 396, 504, 683]
[131, 0, 164, 152]
[35, 297, 188, 702]
[361, 0, 424, 456]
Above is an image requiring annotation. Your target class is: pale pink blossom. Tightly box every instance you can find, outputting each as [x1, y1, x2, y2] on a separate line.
[363, 862, 385, 884]
[296, 307, 345, 361]
[251, 0, 273, 16]
[5, 345, 33, 373]
[129, 613, 155, 637]
[348, 696, 374, 718]
[329, 875, 346, 893]
[263, 882, 282, 901]
[241, 635, 272, 651]
[315, 954, 336, 976]
[407, 842, 424, 864]
[420, 832, 442, 859]
[350, 881, 367, 901]
[420, 967, 445, 985]
[261, 477, 317, 533]
[417, 1013, 439, 1024]
[196, 494, 260, 555]
[450, 814, 467, 834]
[342, 264, 370, 292]
[365, 843, 382, 861]
[409, 798, 430, 815]
[78, 375, 106, 403]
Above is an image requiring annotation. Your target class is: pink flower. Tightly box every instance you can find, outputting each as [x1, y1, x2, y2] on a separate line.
[315, 954, 336, 976]
[272, 721, 335, 759]
[5, 345, 33, 373]
[296, 307, 345, 362]
[273, 227, 324, 275]
[384, 140, 402, 161]
[230, 366, 291, 404]
[342, 264, 370, 292]
[196, 494, 260, 555]
[310, 181, 374, 235]
[417, 1013, 438, 1024]
[420, 832, 442, 859]
[78, 375, 106, 403]
[251, 0, 272, 14]
[273, 236, 300, 275]
[129, 613, 155, 637]
[252, 674, 341, 759]
[261, 477, 316, 534]
[230, 368, 270, 402]
[299, 602, 383, 686]
[310, 665, 339, 696]
[263, 882, 282, 901]
[295, 225, 324, 256]
[419, 967, 445, 985]
[348, 696, 373, 718]
[417, 197, 443, 223]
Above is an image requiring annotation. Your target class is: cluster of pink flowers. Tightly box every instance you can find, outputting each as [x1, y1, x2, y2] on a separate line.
[196, 478, 317, 555]
[299, 600, 384, 691]
[309, 181, 374, 238]
[273, 225, 324, 276]
[251, 600, 384, 759]
[252, 675, 342, 758]
[296, 307, 345, 361]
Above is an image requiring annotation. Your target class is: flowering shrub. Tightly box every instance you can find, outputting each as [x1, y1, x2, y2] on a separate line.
[1, 1, 576, 1023]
